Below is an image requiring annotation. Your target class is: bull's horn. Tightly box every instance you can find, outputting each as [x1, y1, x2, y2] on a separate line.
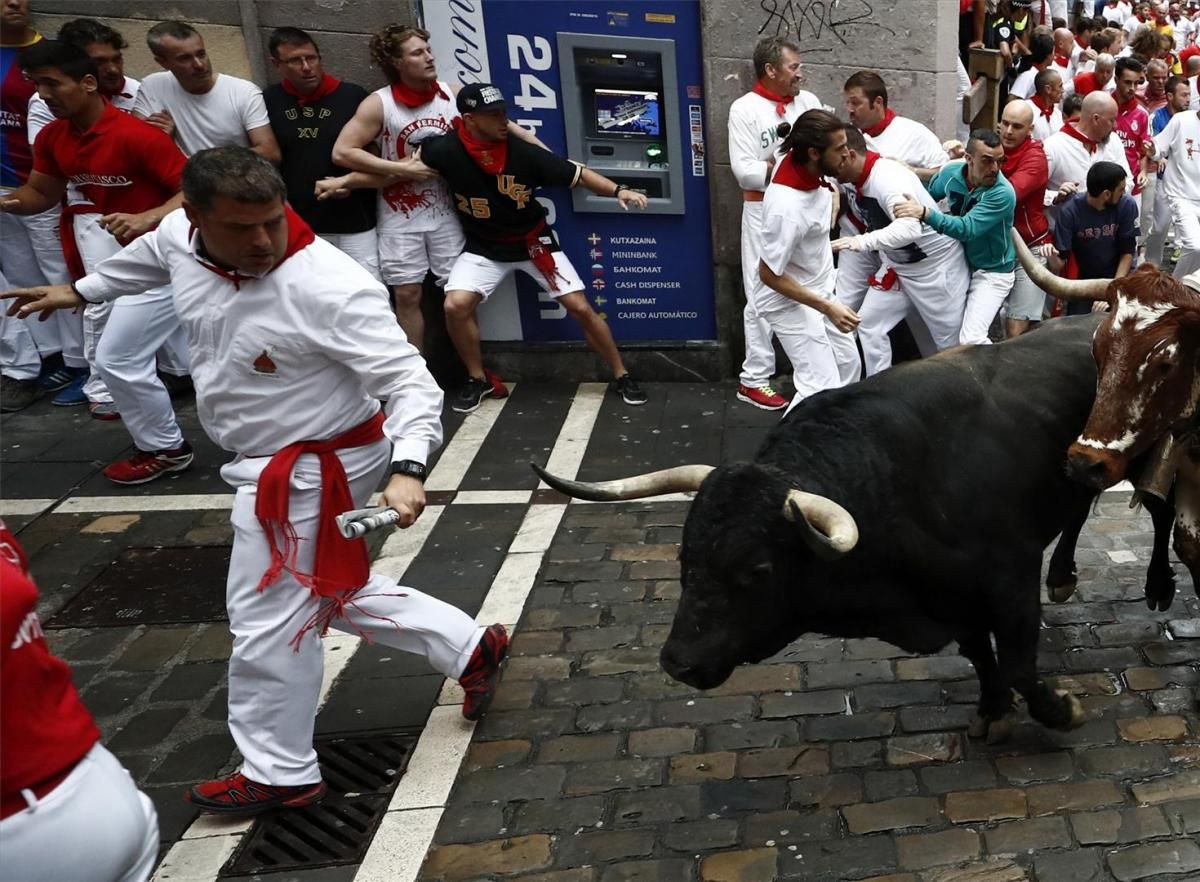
[1011, 228, 1111, 301]
[782, 489, 859, 559]
[531, 462, 715, 501]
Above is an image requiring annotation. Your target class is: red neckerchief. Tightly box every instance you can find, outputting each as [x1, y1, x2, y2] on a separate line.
[752, 81, 793, 117]
[453, 115, 507, 174]
[855, 150, 882, 196]
[1031, 94, 1056, 119]
[863, 108, 897, 138]
[1117, 94, 1141, 115]
[1060, 121, 1099, 153]
[192, 204, 316, 290]
[1075, 34, 1088, 49]
[1054, 54, 1071, 67]
[772, 154, 833, 191]
[256, 410, 388, 649]
[389, 78, 448, 108]
[281, 73, 341, 107]
[1003, 134, 1036, 169]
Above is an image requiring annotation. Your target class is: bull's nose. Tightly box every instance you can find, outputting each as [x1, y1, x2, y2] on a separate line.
[1065, 448, 1118, 489]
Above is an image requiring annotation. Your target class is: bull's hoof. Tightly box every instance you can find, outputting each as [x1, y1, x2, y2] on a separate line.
[1145, 586, 1175, 612]
[1046, 578, 1078, 603]
[967, 711, 1017, 743]
[1053, 689, 1086, 730]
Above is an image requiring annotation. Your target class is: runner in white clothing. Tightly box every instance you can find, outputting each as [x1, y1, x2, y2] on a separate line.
[727, 35, 821, 411]
[3, 146, 510, 818]
[1026, 68, 1066, 140]
[757, 110, 860, 412]
[1042, 91, 1134, 228]
[832, 126, 971, 376]
[1151, 105, 1200, 277]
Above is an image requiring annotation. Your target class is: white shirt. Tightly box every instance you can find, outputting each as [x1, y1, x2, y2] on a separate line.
[850, 156, 959, 265]
[1042, 127, 1134, 225]
[727, 88, 821, 192]
[1124, 14, 1151, 38]
[374, 81, 458, 233]
[865, 114, 950, 170]
[1153, 110, 1200, 200]
[1026, 99, 1065, 141]
[1010, 66, 1043, 101]
[132, 72, 270, 156]
[75, 209, 443, 464]
[1170, 15, 1195, 51]
[759, 177, 835, 310]
[1101, 1, 1131, 24]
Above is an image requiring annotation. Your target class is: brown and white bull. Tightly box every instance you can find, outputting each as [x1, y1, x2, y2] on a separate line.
[1014, 232, 1200, 609]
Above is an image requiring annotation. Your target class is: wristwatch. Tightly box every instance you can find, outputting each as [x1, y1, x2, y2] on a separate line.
[389, 459, 428, 482]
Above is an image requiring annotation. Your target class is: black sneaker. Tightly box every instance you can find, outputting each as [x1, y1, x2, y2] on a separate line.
[0, 375, 39, 413]
[615, 374, 647, 406]
[452, 375, 495, 414]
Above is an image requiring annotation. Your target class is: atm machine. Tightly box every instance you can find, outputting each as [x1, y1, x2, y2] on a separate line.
[557, 34, 685, 215]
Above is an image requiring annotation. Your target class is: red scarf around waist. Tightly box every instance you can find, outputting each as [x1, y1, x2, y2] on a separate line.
[255, 411, 386, 646]
[863, 108, 896, 138]
[453, 115, 507, 174]
[752, 81, 793, 118]
[390, 78, 449, 109]
[488, 217, 565, 291]
[58, 203, 96, 281]
[281, 73, 341, 107]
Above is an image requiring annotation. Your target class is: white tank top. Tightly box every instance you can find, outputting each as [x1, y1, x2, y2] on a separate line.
[375, 81, 458, 233]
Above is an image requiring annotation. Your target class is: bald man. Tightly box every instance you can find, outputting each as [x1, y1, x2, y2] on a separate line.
[1042, 92, 1133, 228]
[999, 101, 1050, 335]
[1051, 28, 1076, 79]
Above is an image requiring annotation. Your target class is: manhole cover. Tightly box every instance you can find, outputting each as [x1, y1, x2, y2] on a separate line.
[221, 733, 417, 876]
[48, 546, 230, 628]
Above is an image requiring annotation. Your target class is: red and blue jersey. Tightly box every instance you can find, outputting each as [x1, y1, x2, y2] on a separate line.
[1, 32, 41, 190]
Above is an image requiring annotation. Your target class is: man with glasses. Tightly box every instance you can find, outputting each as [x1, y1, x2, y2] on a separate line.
[264, 27, 378, 279]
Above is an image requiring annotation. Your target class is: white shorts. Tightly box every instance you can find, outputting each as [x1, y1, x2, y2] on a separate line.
[323, 229, 380, 282]
[378, 223, 465, 287]
[446, 250, 585, 302]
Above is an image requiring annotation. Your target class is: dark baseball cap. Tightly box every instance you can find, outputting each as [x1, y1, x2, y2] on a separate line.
[457, 83, 507, 113]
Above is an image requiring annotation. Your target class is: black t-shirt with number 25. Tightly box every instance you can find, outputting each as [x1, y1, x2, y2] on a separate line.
[420, 132, 583, 262]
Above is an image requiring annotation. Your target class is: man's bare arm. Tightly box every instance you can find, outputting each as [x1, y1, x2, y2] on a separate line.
[247, 124, 282, 164]
[0, 171, 66, 216]
[332, 93, 435, 180]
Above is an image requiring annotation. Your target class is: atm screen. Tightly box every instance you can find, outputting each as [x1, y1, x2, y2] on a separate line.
[593, 89, 661, 137]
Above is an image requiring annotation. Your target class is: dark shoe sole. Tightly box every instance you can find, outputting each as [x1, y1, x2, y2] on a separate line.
[187, 781, 327, 816]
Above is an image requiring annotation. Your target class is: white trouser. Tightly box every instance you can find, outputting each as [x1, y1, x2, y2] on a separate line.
[0, 211, 61, 378]
[1138, 173, 1156, 249]
[739, 202, 776, 387]
[324, 229, 381, 283]
[959, 269, 1016, 345]
[75, 215, 187, 448]
[0, 743, 158, 882]
[1143, 179, 1174, 269]
[22, 204, 86, 368]
[754, 290, 860, 415]
[857, 250, 970, 375]
[222, 438, 485, 786]
[1169, 196, 1200, 280]
[834, 248, 881, 312]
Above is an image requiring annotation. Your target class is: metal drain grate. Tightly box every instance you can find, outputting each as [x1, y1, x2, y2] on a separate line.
[49, 546, 230, 628]
[221, 733, 417, 876]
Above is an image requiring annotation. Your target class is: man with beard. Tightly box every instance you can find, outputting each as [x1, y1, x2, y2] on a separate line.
[727, 36, 822, 411]
[755, 110, 860, 413]
[1046, 160, 1138, 311]
[893, 130, 1017, 347]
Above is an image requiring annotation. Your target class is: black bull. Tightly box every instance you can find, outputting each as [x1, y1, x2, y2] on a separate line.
[535, 315, 1178, 742]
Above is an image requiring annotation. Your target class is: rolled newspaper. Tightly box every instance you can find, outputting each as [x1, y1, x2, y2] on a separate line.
[336, 506, 401, 539]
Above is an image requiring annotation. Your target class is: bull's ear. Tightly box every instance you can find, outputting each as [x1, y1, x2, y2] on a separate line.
[782, 490, 859, 560]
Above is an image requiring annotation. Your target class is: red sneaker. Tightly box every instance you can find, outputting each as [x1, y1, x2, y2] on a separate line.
[736, 383, 788, 411]
[102, 442, 193, 485]
[483, 369, 510, 399]
[459, 623, 509, 721]
[186, 772, 326, 816]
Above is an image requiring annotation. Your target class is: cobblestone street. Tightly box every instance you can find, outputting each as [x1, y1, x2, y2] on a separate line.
[2, 381, 1198, 882]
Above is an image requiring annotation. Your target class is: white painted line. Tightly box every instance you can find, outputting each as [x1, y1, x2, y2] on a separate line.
[387, 706, 477, 810]
[150, 835, 240, 881]
[1108, 549, 1138, 563]
[180, 815, 253, 840]
[354, 807, 443, 882]
[509, 504, 566, 554]
[57, 494, 234, 513]
[454, 489, 532, 505]
[425, 392, 511, 491]
[475, 551, 544, 628]
[0, 498, 55, 516]
[371, 505, 445, 583]
[539, 382, 606, 484]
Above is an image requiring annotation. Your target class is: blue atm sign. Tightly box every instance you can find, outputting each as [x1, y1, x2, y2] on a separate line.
[423, 0, 716, 344]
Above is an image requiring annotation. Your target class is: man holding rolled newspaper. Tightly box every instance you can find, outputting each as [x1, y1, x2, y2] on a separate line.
[2, 146, 508, 818]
